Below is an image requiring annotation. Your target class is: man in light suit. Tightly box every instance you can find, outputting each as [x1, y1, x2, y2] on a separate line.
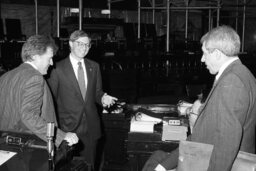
[0, 35, 78, 171]
[47, 30, 117, 170]
[143, 25, 256, 171]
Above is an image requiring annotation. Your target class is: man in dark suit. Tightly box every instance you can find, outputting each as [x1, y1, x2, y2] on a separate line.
[0, 35, 79, 171]
[47, 30, 117, 170]
[143, 25, 256, 171]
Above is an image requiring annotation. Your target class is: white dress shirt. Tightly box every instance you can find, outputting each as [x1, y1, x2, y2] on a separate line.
[215, 57, 239, 81]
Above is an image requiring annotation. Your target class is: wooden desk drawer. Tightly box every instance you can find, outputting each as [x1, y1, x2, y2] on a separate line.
[127, 141, 178, 153]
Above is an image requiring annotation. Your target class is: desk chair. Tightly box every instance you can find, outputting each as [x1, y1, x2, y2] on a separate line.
[5, 18, 26, 41]
[185, 84, 206, 101]
[0, 18, 5, 40]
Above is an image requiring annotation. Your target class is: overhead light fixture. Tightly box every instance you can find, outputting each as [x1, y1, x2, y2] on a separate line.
[101, 9, 111, 15]
[70, 8, 79, 13]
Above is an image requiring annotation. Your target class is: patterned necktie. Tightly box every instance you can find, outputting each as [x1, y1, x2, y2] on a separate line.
[77, 62, 86, 99]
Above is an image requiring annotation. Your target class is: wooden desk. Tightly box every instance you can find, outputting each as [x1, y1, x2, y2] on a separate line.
[101, 107, 184, 171]
[127, 132, 179, 171]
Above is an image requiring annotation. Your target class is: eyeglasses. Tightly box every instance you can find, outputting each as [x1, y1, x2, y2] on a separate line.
[74, 41, 91, 48]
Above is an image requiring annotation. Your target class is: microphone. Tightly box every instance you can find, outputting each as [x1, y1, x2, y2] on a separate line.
[47, 122, 55, 137]
[47, 122, 55, 171]
[47, 122, 54, 154]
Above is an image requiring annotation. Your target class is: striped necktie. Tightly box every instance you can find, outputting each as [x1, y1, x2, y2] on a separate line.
[77, 62, 86, 99]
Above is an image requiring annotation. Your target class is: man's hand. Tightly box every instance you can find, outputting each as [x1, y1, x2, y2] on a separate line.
[191, 99, 203, 114]
[154, 164, 167, 171]
[188, 99, 203, 132]
[102, 93, 118, 108]
[64, 132, 79, 146]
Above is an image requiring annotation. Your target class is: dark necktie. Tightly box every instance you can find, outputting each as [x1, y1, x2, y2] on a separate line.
[77, 62, 86, 99]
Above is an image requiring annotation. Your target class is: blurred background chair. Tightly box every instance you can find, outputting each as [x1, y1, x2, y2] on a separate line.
[185, 84, 207, 101]
[5, 18, 26, 41]
[0, 18, 5, 40]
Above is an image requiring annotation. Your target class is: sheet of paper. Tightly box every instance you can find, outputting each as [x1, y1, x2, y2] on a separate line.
[0, 150, 17, 166]
[130, 120, 155, 133]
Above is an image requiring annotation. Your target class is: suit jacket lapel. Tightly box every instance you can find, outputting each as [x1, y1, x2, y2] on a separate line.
[193, 81, 217, 127]
[194, 59, 241, 125]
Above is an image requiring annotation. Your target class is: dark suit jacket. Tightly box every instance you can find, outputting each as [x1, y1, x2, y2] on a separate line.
[161, 59, 256, 171]
[0, 63, 65, 147]
[47, 57, 104, 140]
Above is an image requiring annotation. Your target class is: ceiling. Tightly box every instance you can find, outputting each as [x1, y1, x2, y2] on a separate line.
[1, 0, 256, 11]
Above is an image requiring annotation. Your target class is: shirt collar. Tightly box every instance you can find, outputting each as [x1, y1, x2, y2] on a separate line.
[25, 61, 38, 70]
[215, 57, 239, 81]
[69, 54, 84, 67]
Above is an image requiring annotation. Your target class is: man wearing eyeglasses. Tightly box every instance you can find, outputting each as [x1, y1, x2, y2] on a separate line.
[47, 30, 117, 170]
[143, 25, 256, 171]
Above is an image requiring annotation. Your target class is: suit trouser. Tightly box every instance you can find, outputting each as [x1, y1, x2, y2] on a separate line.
[75, 114, 98, 170]
[80, 135, 98, 168]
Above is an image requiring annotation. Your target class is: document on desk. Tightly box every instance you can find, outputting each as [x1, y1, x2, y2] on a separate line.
[162, 125, 188, 141]
[130, 120, 155, 133]
[0, 150, 16, 165]
[130, 112, 162, 133]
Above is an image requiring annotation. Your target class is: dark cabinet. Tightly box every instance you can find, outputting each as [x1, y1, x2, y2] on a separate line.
[101, 113, 130, 166]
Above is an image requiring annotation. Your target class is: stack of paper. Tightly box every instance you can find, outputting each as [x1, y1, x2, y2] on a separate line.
[162, 125, 188, 141]
[130, 120, 155, 133]
[130, 112, 162, 133]
[0, 150, 16, 166]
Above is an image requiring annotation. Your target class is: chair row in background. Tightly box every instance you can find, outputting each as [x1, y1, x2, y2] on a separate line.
[0, 41, 213, 105]
[0, 18, 26, 70]
[0, 18, 26, 41]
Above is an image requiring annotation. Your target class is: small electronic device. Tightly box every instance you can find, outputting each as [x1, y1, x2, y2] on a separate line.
[163, 117, 181, 126]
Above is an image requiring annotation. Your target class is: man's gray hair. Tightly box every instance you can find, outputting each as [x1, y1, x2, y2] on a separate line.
[69, 30, 91, 42]
[200, 25, 240, 57]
